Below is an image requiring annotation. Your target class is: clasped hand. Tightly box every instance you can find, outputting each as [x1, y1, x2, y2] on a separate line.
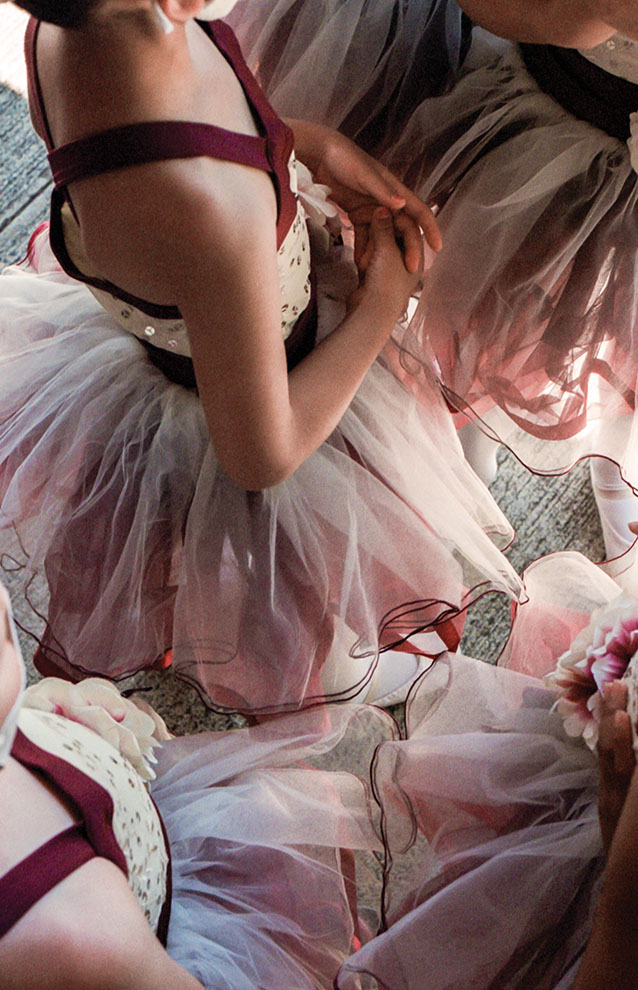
[286, 118, 441, 276]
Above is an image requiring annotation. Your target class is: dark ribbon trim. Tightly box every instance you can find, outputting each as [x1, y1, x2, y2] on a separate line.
[520, 42, 638, 142]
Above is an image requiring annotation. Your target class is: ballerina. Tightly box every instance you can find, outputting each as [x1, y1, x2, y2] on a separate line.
[0, 0, 521, 715]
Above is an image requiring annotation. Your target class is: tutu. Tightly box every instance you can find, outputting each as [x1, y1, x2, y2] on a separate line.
[228, 0, 471, 150]
[150, 702, 393, 988]
[383, 30, 638, 482]
[337, 550, 638, 988]
[0, 6, 525, 714]
[11, 680, 395, 989]
[235, 3, 638, 483]
[0, 224, 521, 714]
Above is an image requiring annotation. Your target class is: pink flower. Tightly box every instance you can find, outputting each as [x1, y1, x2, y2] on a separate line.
[545, 595, 638, 750]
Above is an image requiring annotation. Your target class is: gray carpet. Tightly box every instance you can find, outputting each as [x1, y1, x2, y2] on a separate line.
[0, 83, 606, 733]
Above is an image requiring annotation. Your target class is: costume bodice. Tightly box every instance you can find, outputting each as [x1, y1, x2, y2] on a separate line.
[25, 18, 313, 359]
[579, 34, 638, 86]
[0, 708, 169, 939]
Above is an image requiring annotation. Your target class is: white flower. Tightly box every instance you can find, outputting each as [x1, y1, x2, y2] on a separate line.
[23, 677, 162, 780]
[628, 112, 638, 174]
[295, 160, 339, 227]
[545, 594, 638, 750]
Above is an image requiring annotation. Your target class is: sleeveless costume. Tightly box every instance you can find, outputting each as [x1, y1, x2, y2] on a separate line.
[231, 0, 638, 490]
[0, 12, 522, 714]
[2, 697, 395, 988]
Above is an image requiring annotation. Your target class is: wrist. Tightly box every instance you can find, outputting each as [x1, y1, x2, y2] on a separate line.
[348, 287, 404, 335]
[285, 118, 329, 175]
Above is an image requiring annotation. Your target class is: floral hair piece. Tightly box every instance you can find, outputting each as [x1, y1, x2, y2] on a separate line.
[545, 593, 638, 751]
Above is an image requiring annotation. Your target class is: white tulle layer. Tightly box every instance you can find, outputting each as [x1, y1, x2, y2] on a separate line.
[338, 650, 602, 989]
[150, 703, 394, 989]
[337, 550, 638, 988]
[233, 4, 638, 481]
[0, 228, 520, 714]
[228, 0, 470, 148]
[385, 32, 638, 480]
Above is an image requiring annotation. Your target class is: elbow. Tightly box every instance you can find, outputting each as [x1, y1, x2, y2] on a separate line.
[220, 449, 299, 491]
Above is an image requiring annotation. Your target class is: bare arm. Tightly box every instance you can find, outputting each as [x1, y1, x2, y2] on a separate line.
[0, 858, 203, 990]
[573, 683, 638, 989]
[77, 157, 421, 490]
[572, 768, 638, 989]
[457, 0, 619, 47]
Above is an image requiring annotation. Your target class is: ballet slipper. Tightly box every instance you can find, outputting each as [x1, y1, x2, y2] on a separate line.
[457, 420, 499, 487]
[322, 626, 444, 708]
[590, 459, 638, 559]
[363, 650, 430, 707]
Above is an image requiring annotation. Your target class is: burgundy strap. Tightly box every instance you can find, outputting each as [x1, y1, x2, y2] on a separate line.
[48, 120, 271, 190]
[0, 824, 96, 938]
[11, 729, 128, 878]
[25, 17, 275, 190]
[24, 18, 54, 148]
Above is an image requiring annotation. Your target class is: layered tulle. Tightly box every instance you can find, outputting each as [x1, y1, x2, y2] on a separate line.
[228, 0, 471, 150]
[382, 32, 638, 481]
[338, 550, 638, 988]
[151, 702, 394, 989]
[0, 228, 521, 714]
[234, 3, 638, 483]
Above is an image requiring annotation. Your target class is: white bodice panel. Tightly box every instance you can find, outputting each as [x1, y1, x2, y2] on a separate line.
[17, 708, 168, 933]
[580, 34, 638, 86]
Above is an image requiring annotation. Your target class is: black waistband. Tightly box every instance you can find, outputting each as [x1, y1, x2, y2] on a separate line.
[142, 277, 318, 391]
[520, 42, 638, 142]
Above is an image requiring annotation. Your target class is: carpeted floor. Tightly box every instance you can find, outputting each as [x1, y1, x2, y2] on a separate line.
[0, 79, 605, 734]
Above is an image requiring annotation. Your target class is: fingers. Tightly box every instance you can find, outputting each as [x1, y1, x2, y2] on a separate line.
[403, 194, 442, 253]
[353, 223, 371, 272]
[370, 207, 396, 244]
[598, 681, 635, 853]
[356, 210, 424, 275]
[599, 681, 633, 774]
[350, 163, 442, 253]
[377, 168, 442, 252]
[392, 211, 424, 275]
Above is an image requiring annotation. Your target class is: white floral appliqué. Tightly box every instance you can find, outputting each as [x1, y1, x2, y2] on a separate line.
[22, 677, 163, 779]
[295, 160, 339, 228]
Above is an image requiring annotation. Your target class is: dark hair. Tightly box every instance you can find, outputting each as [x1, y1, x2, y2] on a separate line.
[11, 1, 101, 28]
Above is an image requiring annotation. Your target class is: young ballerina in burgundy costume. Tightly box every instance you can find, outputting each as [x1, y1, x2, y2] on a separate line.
[0, 0, 522, 716]
[5, 558, 638, 988]
[0, 579, 397, 989]
[231, 0, 638, 561]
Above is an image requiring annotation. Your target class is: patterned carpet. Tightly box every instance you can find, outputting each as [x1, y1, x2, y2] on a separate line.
[0, 80, 605, 732]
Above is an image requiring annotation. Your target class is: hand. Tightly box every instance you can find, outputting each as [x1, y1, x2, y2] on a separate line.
[287, 119, 441, 268]
[597, 680, 635, 854]
[348, 208, 424, 326]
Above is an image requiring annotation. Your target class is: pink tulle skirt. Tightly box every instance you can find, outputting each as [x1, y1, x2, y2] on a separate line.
[337, 549, 638, 987]
[151, 702, 393, 988]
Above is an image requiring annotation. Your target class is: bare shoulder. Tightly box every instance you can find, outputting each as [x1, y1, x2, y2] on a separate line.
[73, 154, 279, 307]
[0, 857, 202, 990]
